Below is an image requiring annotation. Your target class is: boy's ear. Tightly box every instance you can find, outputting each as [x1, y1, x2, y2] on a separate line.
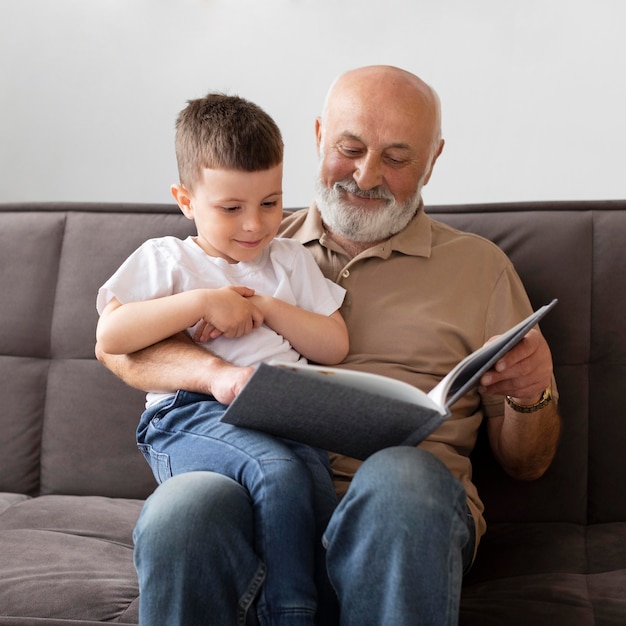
[171, 184, 194, 220]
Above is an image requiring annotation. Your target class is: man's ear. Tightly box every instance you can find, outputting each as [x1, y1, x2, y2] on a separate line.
[171, 184, 194, 220]
[315, 117, 323, 156]
[423, 139, 445, 186]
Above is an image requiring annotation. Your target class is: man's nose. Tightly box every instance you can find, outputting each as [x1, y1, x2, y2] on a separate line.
[353, 152, 383, 190]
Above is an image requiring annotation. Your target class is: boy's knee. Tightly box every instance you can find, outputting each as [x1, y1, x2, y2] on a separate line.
[135, 471, 252, 544]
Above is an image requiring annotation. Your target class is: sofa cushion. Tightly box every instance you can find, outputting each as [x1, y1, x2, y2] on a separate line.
[460, 521, 626, 625]
[0, 493, 142, 623]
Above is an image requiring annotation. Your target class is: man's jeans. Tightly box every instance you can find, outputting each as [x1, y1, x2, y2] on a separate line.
[133, 444, 475, 626]
[136, 391, 338, 626]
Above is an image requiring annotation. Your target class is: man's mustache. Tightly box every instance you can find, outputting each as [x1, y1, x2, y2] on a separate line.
[334, 180, 395, 202]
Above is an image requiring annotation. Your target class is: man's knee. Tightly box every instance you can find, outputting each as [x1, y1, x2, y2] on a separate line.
[354, 446, 449, 492]
[326, 447, 469, 557]
[342, 446, 466, 526]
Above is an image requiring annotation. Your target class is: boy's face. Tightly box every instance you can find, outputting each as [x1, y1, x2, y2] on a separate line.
[172, 164, 283, 263]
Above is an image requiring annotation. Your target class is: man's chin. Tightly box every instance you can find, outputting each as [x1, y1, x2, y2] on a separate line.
[323, 214, 399, 243]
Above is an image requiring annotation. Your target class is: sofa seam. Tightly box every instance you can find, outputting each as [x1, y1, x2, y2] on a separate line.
[36, 214, 69, 497]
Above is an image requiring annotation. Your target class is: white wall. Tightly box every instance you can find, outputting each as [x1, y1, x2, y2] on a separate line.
[1, 0, 624, 208]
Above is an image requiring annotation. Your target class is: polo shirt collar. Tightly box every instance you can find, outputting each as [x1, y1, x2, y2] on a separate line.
[293, 200, 433, 259]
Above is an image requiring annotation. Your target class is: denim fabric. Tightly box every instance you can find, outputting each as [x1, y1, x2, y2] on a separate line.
[136, 391, 338, 626]
[323, 447, 475, 625]
[133, 439, 474, 626]
[133, 472, 263, 625]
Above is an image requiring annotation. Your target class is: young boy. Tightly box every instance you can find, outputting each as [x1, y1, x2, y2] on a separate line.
[96, 93, 348, 626]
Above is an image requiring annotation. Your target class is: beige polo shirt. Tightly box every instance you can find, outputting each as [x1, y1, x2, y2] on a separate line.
[279, 202, 534, 548]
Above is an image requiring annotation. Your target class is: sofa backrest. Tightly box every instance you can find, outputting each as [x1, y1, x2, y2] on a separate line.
[428, 201, 625, 526]
[0, 203, 194, 499]
[1, 201, 624, 527]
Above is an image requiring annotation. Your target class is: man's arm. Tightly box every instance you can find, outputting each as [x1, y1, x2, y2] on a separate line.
[95, 332, 254, 405]
[480, 328, 561, 480]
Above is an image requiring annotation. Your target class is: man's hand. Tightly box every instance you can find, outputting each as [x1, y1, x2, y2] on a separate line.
[481, 327, 560, 481]
[479, 328, 553, 404]
[96, 332, 255, 404]
[209, 363, 255, 405]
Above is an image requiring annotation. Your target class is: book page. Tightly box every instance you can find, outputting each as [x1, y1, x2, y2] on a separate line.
[428, 299, 558, 409]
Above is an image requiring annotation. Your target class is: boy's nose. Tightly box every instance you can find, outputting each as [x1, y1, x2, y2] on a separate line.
[243, 210, 262, 231]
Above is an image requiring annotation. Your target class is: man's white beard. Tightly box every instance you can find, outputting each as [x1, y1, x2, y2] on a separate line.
[315, 175, 422, 243]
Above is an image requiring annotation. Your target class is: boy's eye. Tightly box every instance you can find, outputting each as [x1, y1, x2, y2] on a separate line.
[220, 205, 241, 213]
[261, 200, 279, 208]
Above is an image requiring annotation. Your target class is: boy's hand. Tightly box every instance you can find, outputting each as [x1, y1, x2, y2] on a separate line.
[194, 286, 263, 342]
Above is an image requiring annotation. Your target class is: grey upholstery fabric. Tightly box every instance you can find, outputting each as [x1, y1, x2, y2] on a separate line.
[0, 201, 624, 624]
[0, 494, 142, 622]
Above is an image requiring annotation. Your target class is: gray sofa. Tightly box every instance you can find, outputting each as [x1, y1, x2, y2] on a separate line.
[1, 200, 624, 625]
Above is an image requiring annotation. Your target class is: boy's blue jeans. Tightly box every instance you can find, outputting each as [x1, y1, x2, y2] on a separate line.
[136, 391, 339, 626]
[133, 437, 476, 625]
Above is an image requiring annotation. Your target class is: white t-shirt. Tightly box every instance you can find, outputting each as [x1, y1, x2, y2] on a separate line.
[97, 236, 346, 407]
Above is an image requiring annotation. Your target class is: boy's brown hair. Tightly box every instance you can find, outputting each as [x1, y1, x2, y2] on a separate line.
[175, 93, 284, 190]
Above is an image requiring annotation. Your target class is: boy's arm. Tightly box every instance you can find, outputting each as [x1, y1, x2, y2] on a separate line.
[95, 332, 254, 405]
[250, 295, 349, 364]
[96, 286, 262, 355]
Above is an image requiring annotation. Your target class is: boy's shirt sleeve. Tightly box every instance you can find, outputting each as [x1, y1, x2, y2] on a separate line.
[96, 239, 175, 314]
[275, 239, 346, 316]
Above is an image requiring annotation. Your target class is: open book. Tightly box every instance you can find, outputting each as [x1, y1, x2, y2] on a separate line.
[221, 299, 557, 460]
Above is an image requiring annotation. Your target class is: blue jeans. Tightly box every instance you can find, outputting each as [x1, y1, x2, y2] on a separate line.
[136, 391, 338, 626]
[134, 445, 475, 626]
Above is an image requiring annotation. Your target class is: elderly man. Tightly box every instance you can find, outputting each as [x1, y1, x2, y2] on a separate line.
[97, 65, 560, 626]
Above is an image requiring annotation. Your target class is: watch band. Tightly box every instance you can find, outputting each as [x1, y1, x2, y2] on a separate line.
[506, 385, 553, 413]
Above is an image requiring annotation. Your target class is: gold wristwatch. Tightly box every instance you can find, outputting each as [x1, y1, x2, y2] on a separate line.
[505, 385, 553, 413]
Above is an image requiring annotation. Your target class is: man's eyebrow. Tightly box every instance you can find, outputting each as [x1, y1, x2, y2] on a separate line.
[338, 132, 364, 142]
[385, 143, 412, 152]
